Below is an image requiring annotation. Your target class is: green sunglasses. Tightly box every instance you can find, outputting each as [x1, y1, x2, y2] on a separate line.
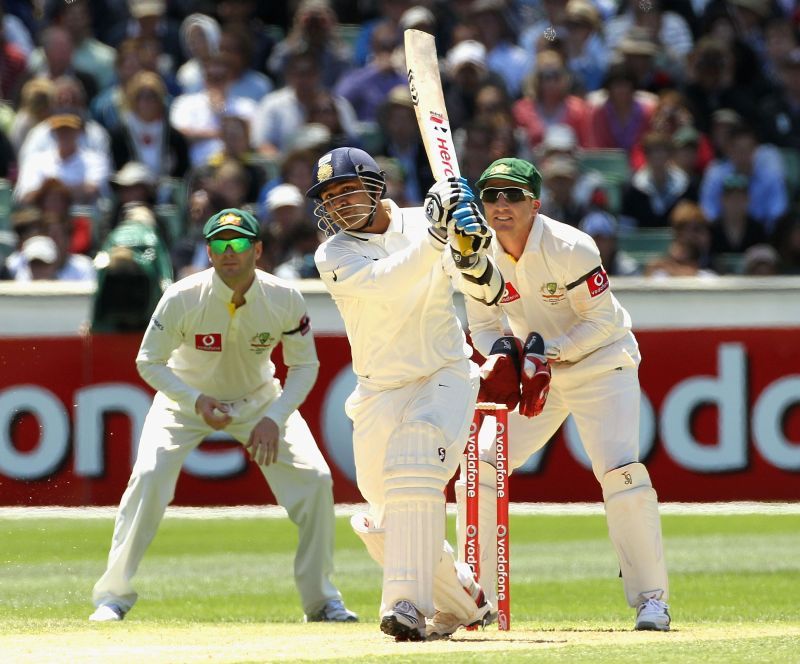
[208, 237, 254, 254]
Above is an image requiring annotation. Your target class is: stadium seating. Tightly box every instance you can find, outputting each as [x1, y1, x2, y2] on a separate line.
[578, 149, 630, 214]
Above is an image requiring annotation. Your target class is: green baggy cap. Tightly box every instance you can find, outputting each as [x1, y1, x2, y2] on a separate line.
[476, 158, 542, 198]
[203, 208, 260, 239]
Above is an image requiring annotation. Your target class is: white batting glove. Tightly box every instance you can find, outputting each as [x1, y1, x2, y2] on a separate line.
[425, 176, 474, 244]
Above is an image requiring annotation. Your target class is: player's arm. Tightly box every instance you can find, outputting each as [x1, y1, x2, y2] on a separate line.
[135, 288, 203, 411]
[546, 236, 629, 362]
[263, 291, 320, 428]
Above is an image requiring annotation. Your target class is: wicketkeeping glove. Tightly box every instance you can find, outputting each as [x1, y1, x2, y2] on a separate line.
[519, 332, 551, 418]
[425, 176, 474, 243]
[478, 336, 524, 411]
[449, 202, 491, 270]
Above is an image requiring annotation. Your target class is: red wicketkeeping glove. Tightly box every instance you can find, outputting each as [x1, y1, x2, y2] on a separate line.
[519, 332, 551, 418]
[477, 336, 523, 410]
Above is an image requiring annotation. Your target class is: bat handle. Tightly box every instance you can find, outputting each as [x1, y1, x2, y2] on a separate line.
[454, 233, 476, 257]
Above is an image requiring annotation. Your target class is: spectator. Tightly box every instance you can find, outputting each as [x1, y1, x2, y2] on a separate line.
[273, 222, 323, 280]
[351, 0, 412, 68]
[443, 40, 498, 131]
[209, 158, 254, 210]
[375, 155, 411, 208]
[170, 54, 256, 167]
[89, 38, 144, 133]
[741, 243, 780, 275]
[621, 132, 696, 229]
[16, 235, 59, 281]
[709, 173, 767, 262]
[19, 76, 110, 163]
[4, 206, 45, 277]
[0, 3, 34, 57]
[252, 49, 358, 157]
[91, 204, 173, 332]
[170, 187, 225, 279]
[0, 4, 26, 100]
[111, 71, 190, 180]
[264, 183, 305, 230]
[616, 27, 677, 93]
[24, 25, 98, 101]
[519, 0, 569, 56]
[561, 0, 609, 94]
[32, 177, 92, 256]
[215, 0, 278, 76]
[207, 113, 267, 204]
[579, 209, 641, 276]
[761, 15, 799, 88]
[699, 123, 788, 234]
[9, 78, 54, 153]
[334, 22, 406, 123]
[124, 0, 182, 75]
[513, 49, 593, 151]
[176, 13, 221, 94]
[538, 155, 586, 227]
[15, 110, 110, 205]
[771, 212, 800, 275]
[257, 147, 321, 217]
[683, 36, 758, 133]
[219, 24, 274, 103]
[306, 90, 360, 150]
[267, 0, 352, 89]
[36, 0, 116, 91]
[467, 0, 532, 98]
[374, 85, 432, 204]
[586, 60, 656, 156]
[671, 125, 707, 196]
[758, 47, 800, 150]
[107, 162, 168, 242]
[644, 199, 716, 276]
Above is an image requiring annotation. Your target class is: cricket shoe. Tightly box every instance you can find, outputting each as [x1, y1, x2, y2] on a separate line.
[426, 584, 495, 640]
[380, 600, 426, 641]
[304, 598, 358, 622]
[635, 598, 671, 632]
[89, 603, 125, 622]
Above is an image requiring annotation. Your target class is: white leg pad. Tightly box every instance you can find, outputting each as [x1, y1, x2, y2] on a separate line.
[602, 463, 669, 607]
[455, 460, 498, 606]
[351, 514, 486, 622]
[382, 421, 452, 617]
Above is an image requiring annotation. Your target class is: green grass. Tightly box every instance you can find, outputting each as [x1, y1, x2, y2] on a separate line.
[1, 512, 799, 662]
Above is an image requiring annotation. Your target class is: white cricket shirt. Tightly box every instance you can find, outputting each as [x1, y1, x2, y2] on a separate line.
[467, 213, 640, 370]
[314, 200, 472, 389]
[136, 268, 319, 426]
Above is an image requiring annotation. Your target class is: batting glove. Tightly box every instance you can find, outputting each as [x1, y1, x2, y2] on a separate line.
[425, 176, 474, 244]
[519, 332, 551, 418]
[449, 202, 491, 270]
[478, 336, 524, 411]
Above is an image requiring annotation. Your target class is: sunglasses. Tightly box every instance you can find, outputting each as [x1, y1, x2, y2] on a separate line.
[480, 187, 536, 203]
[208, 237, 254, 254]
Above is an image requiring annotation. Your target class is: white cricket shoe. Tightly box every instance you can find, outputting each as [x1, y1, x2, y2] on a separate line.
[635, 598, 671, 631]
[426, 586, 494, 640]
[380, 600, 426, 641]
[304, 598, 358, 623]
[89, 604, 125, 622]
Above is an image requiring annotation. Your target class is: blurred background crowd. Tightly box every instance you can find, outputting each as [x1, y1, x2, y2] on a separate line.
[1, 0, 800, 330]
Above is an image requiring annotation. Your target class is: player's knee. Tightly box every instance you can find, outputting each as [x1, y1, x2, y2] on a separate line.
[601, 462, 653, 502]
[384, 420, 452, 495]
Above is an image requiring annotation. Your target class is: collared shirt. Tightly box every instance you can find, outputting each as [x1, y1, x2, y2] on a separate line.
[314, 200, 471, 389]
[136, 268, 319, 426]
[467, 213, 639, 371]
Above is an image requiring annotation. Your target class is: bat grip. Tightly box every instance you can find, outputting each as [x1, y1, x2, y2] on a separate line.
[454, 233, 476, 256]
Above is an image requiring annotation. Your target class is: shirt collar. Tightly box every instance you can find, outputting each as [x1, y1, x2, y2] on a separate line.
[211, 269, 258, 307]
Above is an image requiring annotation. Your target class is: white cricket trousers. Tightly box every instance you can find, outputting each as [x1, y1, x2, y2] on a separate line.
[92, 390, 340, 615]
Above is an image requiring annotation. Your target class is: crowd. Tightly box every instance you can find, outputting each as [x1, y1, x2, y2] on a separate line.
[2, 0, 800, 327]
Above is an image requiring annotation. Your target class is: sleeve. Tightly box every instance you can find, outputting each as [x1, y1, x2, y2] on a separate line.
[464, 285, 506, 358]
[135, 289, 202, 411]
[263, 289, 320, 427]
[547, 236, 630, 362]
[315, 236, 441, 300]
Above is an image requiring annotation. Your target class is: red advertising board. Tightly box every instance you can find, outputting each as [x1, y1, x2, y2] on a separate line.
[0, 330, 798, 505]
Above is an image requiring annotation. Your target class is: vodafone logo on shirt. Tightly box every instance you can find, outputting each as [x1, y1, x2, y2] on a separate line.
[195, 333, 222, 351]
[499, 282, 521, 304]
[586, 269, 609, 297]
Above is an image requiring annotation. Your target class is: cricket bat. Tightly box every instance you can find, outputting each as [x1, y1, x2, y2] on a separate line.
[404, 29, 475, 257]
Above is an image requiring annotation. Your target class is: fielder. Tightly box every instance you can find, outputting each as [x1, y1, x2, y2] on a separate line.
[89, 208, 357, 624]
[460, 158, 671, 631]
[306, 147, 504, 641]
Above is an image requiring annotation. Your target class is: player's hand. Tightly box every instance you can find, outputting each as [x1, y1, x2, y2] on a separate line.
[244, 416, 280, 466]
[196, 394, 233, 430]
[519, 332, 551, 418]
[425, 176, 474, 240]
[478, 336, 524, 411]
[449, 202, 491, 271]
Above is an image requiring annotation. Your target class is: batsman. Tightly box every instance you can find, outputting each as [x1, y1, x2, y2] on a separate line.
[459, 158, 671, 632]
